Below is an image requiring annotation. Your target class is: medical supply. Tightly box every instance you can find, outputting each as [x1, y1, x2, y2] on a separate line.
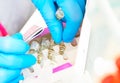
[20, 8, 90, 83]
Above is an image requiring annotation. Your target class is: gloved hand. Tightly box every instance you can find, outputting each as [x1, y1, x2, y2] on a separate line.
[32, 0, 86, 43]
[0, 33, 36, 83]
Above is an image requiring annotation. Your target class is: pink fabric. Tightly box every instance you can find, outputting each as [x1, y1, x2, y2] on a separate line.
[0, 23, 8, 36]
[0, 31, 2, 36]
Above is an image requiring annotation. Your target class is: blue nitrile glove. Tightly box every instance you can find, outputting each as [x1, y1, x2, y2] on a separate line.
[32, 0, 86, 43]
[0, 33, 36, 83]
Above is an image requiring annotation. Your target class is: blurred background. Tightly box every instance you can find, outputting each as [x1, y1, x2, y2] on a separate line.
[85, 0, 120, 82]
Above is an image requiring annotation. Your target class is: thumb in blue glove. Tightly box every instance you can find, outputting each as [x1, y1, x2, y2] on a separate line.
[0, 33, 36, 83]
[32, 0, 86, 43]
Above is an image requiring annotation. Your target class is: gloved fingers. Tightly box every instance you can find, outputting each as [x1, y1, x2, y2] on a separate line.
[56, 0, 83, 42]
[77, 0, 86, 13]
[11, 33, 23, 40]
[0, 53, 36, 69]
[0, 68, 21, 83]
[9, 75, 24, 83]
[0, 36, 29, 54]
[32, 0, 63, 44]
